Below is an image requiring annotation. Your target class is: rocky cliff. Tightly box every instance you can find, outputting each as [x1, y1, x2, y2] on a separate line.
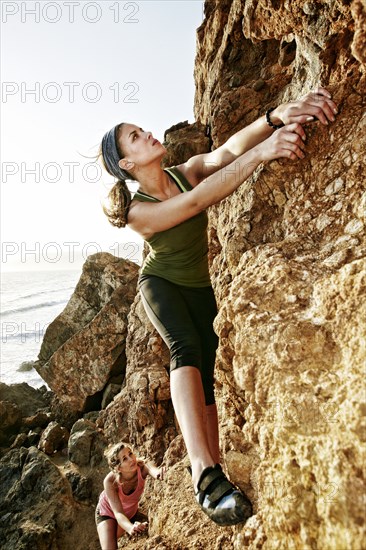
[35, 253, 139, 412]
[106, 1, 365, 548]
[1, 1, 365, 549]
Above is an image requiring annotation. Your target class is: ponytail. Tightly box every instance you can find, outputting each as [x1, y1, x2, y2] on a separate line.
[102, 179, 132, 228]
[99, 122, 134, 228]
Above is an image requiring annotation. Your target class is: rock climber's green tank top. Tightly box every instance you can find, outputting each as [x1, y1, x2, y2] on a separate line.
[133, 166, 211, 287]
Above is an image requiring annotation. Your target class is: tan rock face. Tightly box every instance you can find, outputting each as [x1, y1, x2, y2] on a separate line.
[100, 2, 365, 548]
[194, 2, 365, 549]
[35, 253, 139, 412]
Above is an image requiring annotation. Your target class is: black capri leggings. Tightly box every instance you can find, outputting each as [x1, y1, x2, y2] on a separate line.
[139, 275, 219, 405]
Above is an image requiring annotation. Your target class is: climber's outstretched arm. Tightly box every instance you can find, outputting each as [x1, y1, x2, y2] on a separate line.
[180, 86, 337, 185]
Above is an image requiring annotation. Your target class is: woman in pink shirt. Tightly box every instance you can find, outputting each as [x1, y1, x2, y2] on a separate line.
[96, 442, 164, 549]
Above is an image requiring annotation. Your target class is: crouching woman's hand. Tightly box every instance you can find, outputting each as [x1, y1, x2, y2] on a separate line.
[128, 521, 148, 536]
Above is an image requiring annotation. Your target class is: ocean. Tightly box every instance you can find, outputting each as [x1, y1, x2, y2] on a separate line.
[0, 269, 82, 388]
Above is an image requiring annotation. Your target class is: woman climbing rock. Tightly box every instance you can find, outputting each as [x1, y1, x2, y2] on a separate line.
[98, 87, 338, 526]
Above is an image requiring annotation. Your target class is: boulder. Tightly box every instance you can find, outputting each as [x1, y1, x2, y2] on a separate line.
[192, 2, 366, 550]
[22, 411, 51, 430]
[68, 419, 106, 467]
[0, 401, 23, 448]
[65, 471, 92, 503]
[162, 120, 210, 168]
[0, 383, 51, 417]
[0, 445, 101, 549]
[0, 446, 75, 549]
[38, 421, 69, 455]
[0, 401, 22, 431]
[35, 253, 139, 412]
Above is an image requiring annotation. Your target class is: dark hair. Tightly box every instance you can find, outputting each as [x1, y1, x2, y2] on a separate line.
[98, 123, 134, 228]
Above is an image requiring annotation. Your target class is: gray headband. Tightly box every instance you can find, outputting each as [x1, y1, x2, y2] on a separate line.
[102, 125, 131, 181]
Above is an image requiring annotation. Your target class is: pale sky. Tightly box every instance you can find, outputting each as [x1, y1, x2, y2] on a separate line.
[1, 0, 204, 272]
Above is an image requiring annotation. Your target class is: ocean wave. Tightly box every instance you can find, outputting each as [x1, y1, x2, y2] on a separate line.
[0, 299, 68, 318]
[5, 286, 76, 304]
[2, 329, 48, 341]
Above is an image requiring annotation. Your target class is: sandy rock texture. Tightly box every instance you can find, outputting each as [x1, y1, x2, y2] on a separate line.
[35, 253, 139, 412]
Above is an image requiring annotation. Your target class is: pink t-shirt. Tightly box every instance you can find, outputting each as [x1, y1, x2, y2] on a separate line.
[97, 465, 146, 519]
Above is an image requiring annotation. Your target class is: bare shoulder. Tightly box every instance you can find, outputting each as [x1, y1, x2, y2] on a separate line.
[127, 200, 154, 240]
[139, 461, 149, 479]
[175, 149, 225, 184]
[104, 471, 117, 487]
[174, 162, 201, 187]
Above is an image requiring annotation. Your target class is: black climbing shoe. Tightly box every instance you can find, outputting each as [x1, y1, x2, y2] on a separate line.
[195, 464, 252, 526]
